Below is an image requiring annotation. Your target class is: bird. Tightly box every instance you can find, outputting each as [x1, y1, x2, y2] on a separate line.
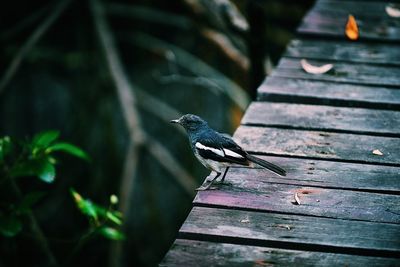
[170, 114, 286, 190]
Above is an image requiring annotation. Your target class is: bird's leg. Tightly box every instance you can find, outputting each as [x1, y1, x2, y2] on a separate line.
[196, 172, 221, 191]
[220, 167, 230, 183]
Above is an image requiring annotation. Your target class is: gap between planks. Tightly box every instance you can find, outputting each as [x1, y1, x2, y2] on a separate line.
[233, 126, 400, 167]
[178, 207, 400, 258]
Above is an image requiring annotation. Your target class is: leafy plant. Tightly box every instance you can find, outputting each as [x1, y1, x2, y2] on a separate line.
[0, 131, 90, 238]
[71, 188, 124, 241]
[0, 131, 123, 266]
[4, 130, 89, 183]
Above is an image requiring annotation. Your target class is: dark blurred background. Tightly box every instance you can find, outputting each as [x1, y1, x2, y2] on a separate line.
[0, 0, 313, 266]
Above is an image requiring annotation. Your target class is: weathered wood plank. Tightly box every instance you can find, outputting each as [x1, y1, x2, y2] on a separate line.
[194, 168, 400, 223]
[242, 102, 400, 136]
[234, 126, 400, 165]
[285, 39, 400, 65]
[298, 1, 400, 41]
[257, 76, 400, 110]
[312, 1, 397, 17]
[161, 239, 400, 267]
[200, 156, 400, 193]
[180, 207, 400, 257]
[272, 58, 400, 87]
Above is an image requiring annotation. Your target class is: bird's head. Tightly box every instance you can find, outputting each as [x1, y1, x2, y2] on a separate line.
[170, 114, 208, 132]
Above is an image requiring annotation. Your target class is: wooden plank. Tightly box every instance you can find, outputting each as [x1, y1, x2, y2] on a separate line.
[198, 156, 400, 193]
[272, 58, 400, 87]
[234, 126, 400, 165]
[194, 168, 400, 223]
[161, 239, 400, 267]
[312, 1, 396, 17]
[298, 1, 400, 41]
[242, 102, 400, 136]
[179, 207, 400, 257]
[285, 39, 400, 65]
[257, 76, 400, 110]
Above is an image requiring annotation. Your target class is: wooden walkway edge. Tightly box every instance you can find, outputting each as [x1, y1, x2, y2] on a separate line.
[161, 1, 400, 266]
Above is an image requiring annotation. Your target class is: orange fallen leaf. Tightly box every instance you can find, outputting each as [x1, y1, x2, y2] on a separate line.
[386, 5, 400, 18]
[301, 59, 333, 74]
[345, 14, 359, 40]
[372, 149, 383, 156]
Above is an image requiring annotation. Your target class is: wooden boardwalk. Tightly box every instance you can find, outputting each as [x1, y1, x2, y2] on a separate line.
[161, 1, 400, 266]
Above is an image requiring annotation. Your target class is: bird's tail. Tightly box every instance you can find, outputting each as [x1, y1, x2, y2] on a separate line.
[246, 154, 286, 176]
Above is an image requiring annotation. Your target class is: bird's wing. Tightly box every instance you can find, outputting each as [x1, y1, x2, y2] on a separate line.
[195, 133, 248, 165]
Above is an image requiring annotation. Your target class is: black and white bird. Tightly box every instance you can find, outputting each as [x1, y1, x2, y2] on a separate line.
[171, 114, 286, 190]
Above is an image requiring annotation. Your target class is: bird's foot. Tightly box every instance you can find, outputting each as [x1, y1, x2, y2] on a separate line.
[195, 185, 218, 191]
[195, 181, 218, 191]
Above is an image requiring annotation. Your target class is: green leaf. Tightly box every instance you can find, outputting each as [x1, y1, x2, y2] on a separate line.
[11, 157, 55, 182]
[37, 159, 55, 183]
[70, 189, 98, 221]
[47, 142, 90, 161]
[16, 191, 46, 214]
[0, 215, 23, 237]
[86, 202, 122, 225]
[98, 227, 125, 241]
[105, 211, 123, 225]
[32, 131, 60, 148]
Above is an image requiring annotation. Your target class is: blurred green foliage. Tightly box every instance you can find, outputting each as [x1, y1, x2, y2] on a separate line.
[70, 188, 124, 241]
[0, 131, 123, 265]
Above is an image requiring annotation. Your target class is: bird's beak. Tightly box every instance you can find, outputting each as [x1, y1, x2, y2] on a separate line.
[170, 119, 180, 124]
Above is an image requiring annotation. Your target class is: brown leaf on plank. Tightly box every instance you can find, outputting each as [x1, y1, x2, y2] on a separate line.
[345, 14, 359, 40]
[301, 59, 333, 74]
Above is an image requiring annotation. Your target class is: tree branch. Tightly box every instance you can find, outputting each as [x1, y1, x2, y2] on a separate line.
[90, 1, 197, 266]
[0, 0, 72, 95]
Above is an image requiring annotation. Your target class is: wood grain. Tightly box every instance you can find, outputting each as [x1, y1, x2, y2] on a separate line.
[257, 76, 400, 110]
[179, 207, 400, 257]
[242, 102, 400, 136]
[298, 1, 400, 41]
[161, 239, 400, 267]
[196, 156, 400, 193]
[194, 167, 400, 223]
[285, 39, 400, 65]
[234, 126, 400, 165]
[272, 58, 400, 87]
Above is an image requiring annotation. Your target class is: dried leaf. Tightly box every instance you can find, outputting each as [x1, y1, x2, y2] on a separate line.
[345, 15, 359, 40]
[372, 149, 383, 156]
[301, 59, 333, 74]
[386, 5, 400, 18]
[294, 192, 301, 205]
[276, 224, 291, 230]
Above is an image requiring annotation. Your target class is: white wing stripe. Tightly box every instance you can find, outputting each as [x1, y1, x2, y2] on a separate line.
[223, 148, 244, 159]
[195, 142, 224, 157]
